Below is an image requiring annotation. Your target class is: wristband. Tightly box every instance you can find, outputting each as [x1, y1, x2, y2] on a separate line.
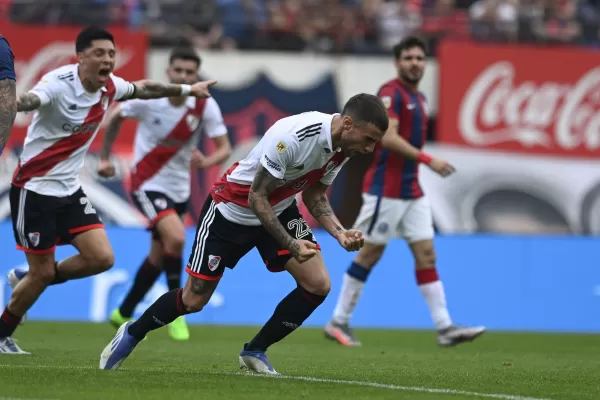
[180, 84, 192, 96]
[417, 152, 433, 165]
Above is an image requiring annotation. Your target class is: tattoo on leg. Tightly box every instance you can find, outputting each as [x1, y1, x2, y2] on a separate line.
[190, 277, 218, 296]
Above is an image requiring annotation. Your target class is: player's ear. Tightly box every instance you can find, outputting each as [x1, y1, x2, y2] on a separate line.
[343, 116, 353, 131]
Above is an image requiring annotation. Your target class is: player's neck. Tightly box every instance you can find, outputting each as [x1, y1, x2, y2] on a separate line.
[330, 115, 343, 149]
[397, 76, 418, 91]
[168, 96, 187, 107]
[79, 74, 101, 93]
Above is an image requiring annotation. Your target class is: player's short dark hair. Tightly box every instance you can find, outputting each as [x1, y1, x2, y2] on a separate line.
[169, 47, 201, 67]
[341, 93, 389, 133]
[393, 36, 427, 60]
[76, 26, 114, 53]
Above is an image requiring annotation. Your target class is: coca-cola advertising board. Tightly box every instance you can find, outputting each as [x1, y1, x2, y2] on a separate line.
[2, 24, 147, 152]
[432, 40, 600, 235]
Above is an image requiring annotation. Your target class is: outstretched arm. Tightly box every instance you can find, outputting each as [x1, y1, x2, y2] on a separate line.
[301, 182, 345, 238]
[248, 164, 298, 254]
[0, 78, 17, 151]
[131, 79, 216, 100]
[16, 92, 41, 112]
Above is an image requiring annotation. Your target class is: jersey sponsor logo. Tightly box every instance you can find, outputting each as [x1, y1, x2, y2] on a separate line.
[263, 154, 282, 172]
[276, 140, 288, 153]
[28, 232, 40, 247]
[381, 96, 391, 108]
[62, 122, 100, 134]
[208, 255, 221, 271]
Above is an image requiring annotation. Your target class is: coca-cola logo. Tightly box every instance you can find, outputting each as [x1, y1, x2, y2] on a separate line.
[62, 122, 100, 134]
[459, 62, 600, 152]
[13, 42, 133, 128]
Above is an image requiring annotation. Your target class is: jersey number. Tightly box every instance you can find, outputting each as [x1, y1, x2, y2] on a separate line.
[287, 218, 311, 239]
[80, 197, 97, 215]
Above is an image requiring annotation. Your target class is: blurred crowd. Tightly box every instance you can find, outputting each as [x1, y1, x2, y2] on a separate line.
[2, 0, 600, 54]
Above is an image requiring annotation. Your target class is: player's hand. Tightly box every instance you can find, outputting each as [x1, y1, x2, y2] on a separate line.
[190, 80, 217, 98]
[428, 158, 456, 178]
[190, 149, 207, 169]
[97, 158, 116, 178]
[290, 239, 318, 263]
[335, 229, 364, 252]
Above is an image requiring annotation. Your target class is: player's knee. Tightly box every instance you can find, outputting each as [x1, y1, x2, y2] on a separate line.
[162, 232, 185, 255]
[303, 275, 331, 297]
[87, 249, 115, 273]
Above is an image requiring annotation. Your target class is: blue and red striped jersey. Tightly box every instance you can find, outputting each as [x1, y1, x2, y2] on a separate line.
[362, 78, 428, 199]
[0, 35, 16, 81]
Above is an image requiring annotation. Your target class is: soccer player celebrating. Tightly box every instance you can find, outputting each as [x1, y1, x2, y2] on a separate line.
[0, 34, 17, 156]
[98, 46, 231, 341]
[99, 93, 388, 373]
[325, 37, 486, 347]
[0, 26, 216, 354]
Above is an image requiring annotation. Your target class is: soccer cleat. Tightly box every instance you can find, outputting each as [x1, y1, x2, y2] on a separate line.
[99, 321, 140, 370]
[324, 321, 361, 347]
[7, 268, 28, 325]
[239, 344, 279, 375]
[168, 316, 190, 341]
[0, 337, 30, 354]
[437, 325, 487, 347]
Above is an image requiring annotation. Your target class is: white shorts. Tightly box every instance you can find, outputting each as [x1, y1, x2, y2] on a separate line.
[353, 193, 435, 245]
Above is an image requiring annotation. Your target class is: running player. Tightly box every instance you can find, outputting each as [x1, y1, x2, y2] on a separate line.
[0, 26, 216, 354]
[98, 46, 231, 341]
[99, 93, 389, 373]
[325, 37, 486, 347]
[0, 34, 17, 155]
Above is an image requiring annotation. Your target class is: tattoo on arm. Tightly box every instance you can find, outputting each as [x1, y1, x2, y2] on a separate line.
[190, 277, 219, 297]
[0, 79, 17, 150]
[100, 114, 124, 160]
[248, 165, 299, 255]
[132, 80, 183, 99]
[303, 183, 345, 236]
[17, 92, 41, 112]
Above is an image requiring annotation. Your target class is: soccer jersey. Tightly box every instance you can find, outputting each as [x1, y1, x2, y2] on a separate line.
[212, 111, 348, 226]
[121, 96, 227, 203]
[362, 78, 429, 199]
[12, 64, 135, 197]
[0, 35, 15, 81]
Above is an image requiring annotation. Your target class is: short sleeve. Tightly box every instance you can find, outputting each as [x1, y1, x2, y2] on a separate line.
[119, 99, 147, 119]
[377, 85, 402, 120]
[29, 74, 59, 106]
[110, 74, 135, 101]
[202, 97, 227, 138]
[320, 158, 349, 185]
[259, 128, 299, 180]
[0, 38, 16, 81]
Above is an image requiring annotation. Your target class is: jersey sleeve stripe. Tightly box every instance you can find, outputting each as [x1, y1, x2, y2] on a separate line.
[296, 123, 321, 134]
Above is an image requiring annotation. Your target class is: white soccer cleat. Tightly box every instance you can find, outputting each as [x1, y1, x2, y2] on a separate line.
[437, 325, 486, 347]
[0, 337, 30, 354]
[99, 322, 140, 370]
[239, 344, 280, 375]
[7, 268, 28, 325]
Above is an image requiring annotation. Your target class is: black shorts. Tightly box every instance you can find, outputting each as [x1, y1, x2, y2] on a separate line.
[185, 195, 320, 280]
[10, 185, 104, 254]
[131, 191, 188, 240]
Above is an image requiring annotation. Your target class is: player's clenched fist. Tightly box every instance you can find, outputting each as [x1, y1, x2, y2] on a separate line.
[97, 158, 116, 178]
[335, 229, 364, 252]
[290, 239, 318, 263]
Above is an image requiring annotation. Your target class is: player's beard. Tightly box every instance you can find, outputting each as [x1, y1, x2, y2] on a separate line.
[400, 70, 422, 86]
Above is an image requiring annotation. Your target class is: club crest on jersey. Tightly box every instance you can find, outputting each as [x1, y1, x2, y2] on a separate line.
[101, 96, 109, 110]
[154, 198, 167, 210]
[186, 114, 200, 132]
[276, 140, 288, 153]
[208, 255, 221, 271]
[381, 96, 391, 108]
[28, 232, 40, 247]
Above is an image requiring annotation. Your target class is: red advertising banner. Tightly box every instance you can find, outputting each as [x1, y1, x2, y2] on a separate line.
[438, 40, 600, 159]
[2, 24, 147, 152]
